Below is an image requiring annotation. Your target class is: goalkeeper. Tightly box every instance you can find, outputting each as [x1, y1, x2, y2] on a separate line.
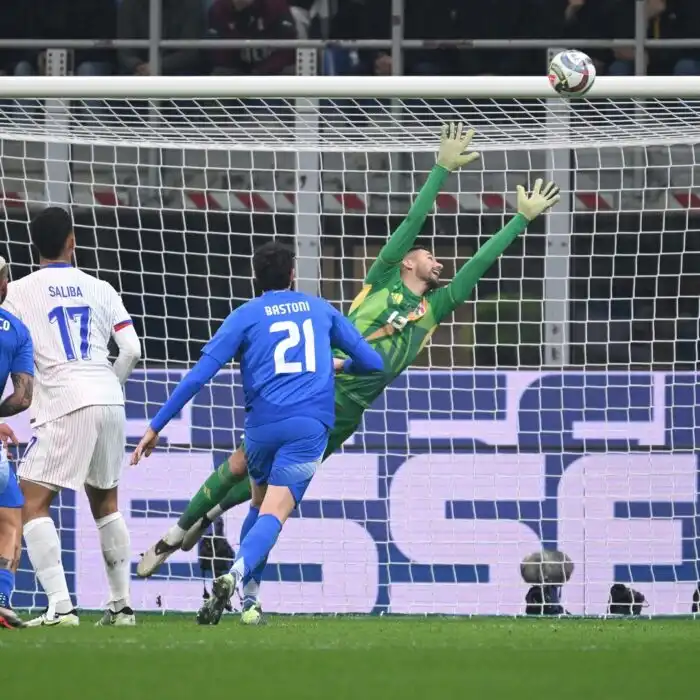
[137, 123, 560, 601]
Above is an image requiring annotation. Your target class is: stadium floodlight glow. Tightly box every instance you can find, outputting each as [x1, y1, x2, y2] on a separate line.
[3, 75, 700, 616]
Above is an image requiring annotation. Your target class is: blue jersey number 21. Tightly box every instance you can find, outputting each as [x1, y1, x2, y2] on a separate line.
[48, 305, 92, 361]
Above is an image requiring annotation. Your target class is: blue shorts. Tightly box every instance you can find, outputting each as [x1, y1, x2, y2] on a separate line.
[245, 417, 328, 505]
[0, 453, 23, 509]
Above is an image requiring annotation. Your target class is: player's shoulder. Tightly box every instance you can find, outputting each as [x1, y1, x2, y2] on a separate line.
[285, 291, 337, 317]
[424, 285, 449, 308]
[74, 269, 121, 301]
[251, 290, 316, 309]
[235, 295, 263, 316]
[0, 307, 31, 341]
[6, 269, 37, 292]
[291, 290, 326, 307]
[74, 267, 114, 289]
[313, 295, 340, 316]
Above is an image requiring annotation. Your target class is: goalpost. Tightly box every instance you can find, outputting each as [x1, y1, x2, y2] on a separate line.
[3, 74, 700, 616]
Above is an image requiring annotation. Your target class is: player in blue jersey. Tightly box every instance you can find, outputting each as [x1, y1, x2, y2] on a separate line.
[131, 241, 383, 625]
[0, 256, 35, 629]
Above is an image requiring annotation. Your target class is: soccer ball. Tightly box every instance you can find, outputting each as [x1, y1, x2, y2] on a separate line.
[548, 50, 596, 98]
[241, 603, 263, 625]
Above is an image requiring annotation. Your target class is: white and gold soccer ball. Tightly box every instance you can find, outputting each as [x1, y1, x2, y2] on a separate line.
[548, 50, 596, 98]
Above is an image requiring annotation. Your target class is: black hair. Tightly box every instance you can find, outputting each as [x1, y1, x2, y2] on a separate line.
[30, 207, 73, 260]
[253, 241, 295, 292]
[403, 245, 433, 265]
[406, 245, 431, 255]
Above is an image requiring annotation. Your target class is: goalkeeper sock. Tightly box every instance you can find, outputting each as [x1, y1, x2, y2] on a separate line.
[232, 514, 282, 580]
[200, 478, 254, 529]
[96, 512, 131, 612]
[24, 517, 73, 615]
[176, 460, 249, 531]
[0, 568, 13, 608]
[200, 479, 255, 533]
[218, 479, 253, 513]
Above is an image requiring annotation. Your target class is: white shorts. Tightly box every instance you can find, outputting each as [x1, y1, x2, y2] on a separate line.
[19, 405, 126, 491]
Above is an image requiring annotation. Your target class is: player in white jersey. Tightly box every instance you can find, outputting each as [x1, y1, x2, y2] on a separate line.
[3, 208, 142, 627]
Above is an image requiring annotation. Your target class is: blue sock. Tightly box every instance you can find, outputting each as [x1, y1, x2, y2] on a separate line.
[240, 506, 260, 594]
[234, 514, 282, 579]
[251, 557, 267, 586]
[0, 569, 14, 609]
[240, 505, 259, 543]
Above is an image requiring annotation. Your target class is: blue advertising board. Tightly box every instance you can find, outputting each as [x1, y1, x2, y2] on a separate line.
[12, 371, 700, 615]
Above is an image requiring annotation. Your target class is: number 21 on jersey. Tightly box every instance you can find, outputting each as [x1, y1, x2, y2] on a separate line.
[48, 305, 92, 361]
[270, 319, 316, 374]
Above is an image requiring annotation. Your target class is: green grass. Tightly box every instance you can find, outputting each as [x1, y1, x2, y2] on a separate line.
[2, 614, 697, 700]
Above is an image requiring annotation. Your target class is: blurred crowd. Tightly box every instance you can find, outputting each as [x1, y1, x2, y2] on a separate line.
[0, 0, 699, 78]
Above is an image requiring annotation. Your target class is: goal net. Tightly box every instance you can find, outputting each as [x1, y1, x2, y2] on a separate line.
[4, 75, 700, 616]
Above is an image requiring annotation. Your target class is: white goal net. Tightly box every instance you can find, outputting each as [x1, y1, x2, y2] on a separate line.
[4, 75, 700, 616]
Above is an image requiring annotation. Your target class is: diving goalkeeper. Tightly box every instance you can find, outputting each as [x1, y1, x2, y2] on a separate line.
[137, 123, 560, 601]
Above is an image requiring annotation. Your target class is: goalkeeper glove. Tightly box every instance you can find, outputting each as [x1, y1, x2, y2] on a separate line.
[516, 179, 561, 221]
[436, 122, 480, 172]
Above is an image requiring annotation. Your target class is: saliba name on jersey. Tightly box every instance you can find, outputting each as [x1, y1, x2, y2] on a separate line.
[48, 285, 83, 298]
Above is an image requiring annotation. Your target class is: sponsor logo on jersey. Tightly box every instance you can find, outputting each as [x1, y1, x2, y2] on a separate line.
[407, 299, 427, 321]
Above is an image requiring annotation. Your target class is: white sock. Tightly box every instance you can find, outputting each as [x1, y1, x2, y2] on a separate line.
[232, 558, 245, 578]
[243, 579, 260, 601]
[206, 505, 223, 521]
[24, 516, 73, 616]
[164, 524, 186, 546]
[96, 512, 131, 612]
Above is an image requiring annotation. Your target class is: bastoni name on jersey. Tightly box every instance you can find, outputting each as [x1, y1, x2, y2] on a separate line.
[263, 300, 311, 316]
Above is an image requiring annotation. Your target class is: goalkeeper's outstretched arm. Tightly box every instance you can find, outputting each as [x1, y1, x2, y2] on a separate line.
[365, 123, 480, 286]
[430, 179, 561, 320]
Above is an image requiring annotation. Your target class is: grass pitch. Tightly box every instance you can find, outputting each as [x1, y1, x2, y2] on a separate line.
[2, 614, 696, 700]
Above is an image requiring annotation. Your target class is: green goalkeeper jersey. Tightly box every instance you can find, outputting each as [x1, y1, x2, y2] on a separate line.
[334, 165, 530, 409]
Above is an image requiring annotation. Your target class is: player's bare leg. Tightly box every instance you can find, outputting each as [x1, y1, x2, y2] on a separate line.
[85, 484, 135, 627]
[196, 478, 267, 625]
[0, 506, 24, 629]
[238, 484, 298, 626]
[198, 479, 299, 627]
[137, 447, 250, 576]
[21, 479, 79, 627]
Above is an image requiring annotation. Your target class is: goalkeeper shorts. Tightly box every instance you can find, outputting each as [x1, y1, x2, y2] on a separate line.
[323, 391, 365, 459]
